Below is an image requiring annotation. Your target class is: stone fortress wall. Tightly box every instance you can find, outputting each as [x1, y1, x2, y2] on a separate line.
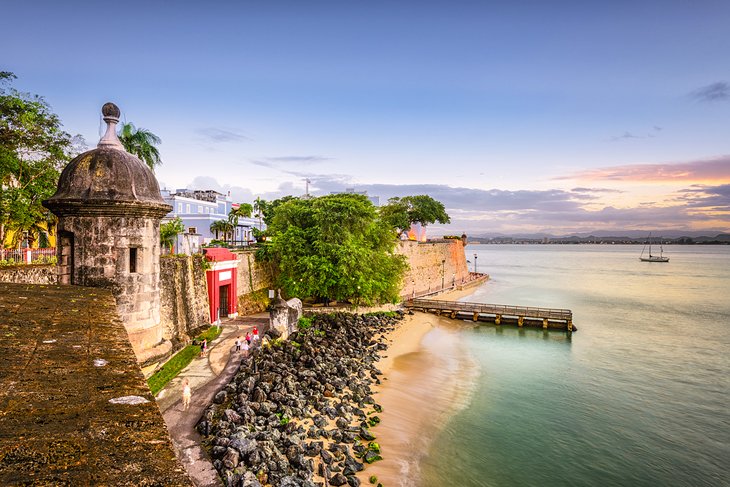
[233, 249, 276, 315]
[0, 264, 57, 284]
[397, 239, 470, 297]
[158, 255, 210, 346]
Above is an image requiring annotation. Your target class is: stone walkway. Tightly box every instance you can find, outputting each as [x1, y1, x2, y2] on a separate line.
[158, 315, 267, 487]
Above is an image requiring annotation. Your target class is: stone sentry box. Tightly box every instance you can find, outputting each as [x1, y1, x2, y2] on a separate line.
[43, 103, 172, 363]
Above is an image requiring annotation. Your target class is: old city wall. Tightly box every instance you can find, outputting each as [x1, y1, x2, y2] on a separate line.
[0, 264, 57, 285]
[159, 255, 210, 345]
[396, 239, 470, 297]
[0, 283, 190, 485]
[234, 249, 275, 315]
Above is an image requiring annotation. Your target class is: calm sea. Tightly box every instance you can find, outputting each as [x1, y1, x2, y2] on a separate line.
[418, 244, 730, 487]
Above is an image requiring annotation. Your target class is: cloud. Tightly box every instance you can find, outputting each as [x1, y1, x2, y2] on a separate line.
[250, 155, 331, 169]
[675, 184, 730, 210]
[557, 155, 730, 182]
[610, 125, 663, 141]
[611, 131, 643, 141]
[196, 127, 250, 142]
[178, 175, 730, 236]
[690, 81, 730, 102]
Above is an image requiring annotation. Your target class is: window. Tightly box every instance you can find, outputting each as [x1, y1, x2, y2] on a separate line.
[198, 205, 203, 213]
[177, 203, 182, 213]
[186, 204, 191, 213]
[129, 247, 138, 273]
[188, 227, 197, 234]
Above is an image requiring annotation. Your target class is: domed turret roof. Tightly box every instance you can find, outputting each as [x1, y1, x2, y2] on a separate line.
[44, 103, 171, 217]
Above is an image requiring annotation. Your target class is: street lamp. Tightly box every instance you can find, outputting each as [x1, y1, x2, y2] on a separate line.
[452, 273, 456, 288]
[441, 259, 446, 290]
[474, 253, 478, 274]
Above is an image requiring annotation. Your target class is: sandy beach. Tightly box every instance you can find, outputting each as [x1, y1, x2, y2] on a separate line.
[359, 287, 482, 486]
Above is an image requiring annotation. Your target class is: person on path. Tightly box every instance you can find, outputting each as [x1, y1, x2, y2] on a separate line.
[200, 338, 207, 357]
[242, 339, 250, 357]
[245, 332, 252, 346]
[235, 337, 241, 352]
[252, 326, 259, 341]
[182, 378, 192, 411]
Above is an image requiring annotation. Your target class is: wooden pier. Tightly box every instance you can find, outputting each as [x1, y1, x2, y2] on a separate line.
[404, 298, 575, 331]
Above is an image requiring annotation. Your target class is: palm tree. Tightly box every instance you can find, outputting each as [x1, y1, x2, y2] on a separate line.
[160, 217, 184, 254]
[118, 122, 162, 171]
[210, 220, 233, 243]
[253, 197, 266, 230]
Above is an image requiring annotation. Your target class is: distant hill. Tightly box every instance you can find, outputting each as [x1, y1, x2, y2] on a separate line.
[465, 232, 730, 245]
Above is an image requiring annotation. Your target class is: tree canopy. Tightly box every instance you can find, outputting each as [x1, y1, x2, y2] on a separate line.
[160, 217, 184, 253]
[0, 71, 80, 247]
[379, 195, 451, 236]
[260, 193, 407, 304]
[118, 122, 162, 171]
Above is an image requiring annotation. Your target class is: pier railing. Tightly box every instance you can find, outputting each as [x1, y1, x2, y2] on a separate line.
[404, 298, 574, 331]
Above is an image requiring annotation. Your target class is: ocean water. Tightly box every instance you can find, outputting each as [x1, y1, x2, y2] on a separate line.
[417, 244, 730, 487]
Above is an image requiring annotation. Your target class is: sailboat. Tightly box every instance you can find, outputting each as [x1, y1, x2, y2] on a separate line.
[640, 233, 669, 262]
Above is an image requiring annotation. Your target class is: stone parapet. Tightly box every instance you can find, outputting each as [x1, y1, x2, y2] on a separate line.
[0, 283, 190, 485]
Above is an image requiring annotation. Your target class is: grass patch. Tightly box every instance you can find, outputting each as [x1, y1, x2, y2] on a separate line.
[147, 325, 223, 395]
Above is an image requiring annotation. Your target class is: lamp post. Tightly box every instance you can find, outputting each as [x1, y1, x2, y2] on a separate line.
[441, 259, 446, 290]
[474, 253, 478, 274]
[452, 273, 456, 288]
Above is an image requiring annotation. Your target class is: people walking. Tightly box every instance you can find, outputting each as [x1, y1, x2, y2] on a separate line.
[235, 337, 241, 352]
[242, 338, 250, 357]
[245, 332, 252, 346]
[252, 326, 259, 341]
[181, 378, 191, 411]
[200, 338, 207, 357]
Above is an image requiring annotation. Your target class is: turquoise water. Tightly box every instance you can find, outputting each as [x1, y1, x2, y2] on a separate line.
[419, 244, 730, 487]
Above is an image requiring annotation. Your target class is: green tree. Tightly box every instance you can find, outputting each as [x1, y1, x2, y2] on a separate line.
[210, 219, 233, 243]
[0, 71, 78, 248]
[379, 195, 451, 236]
[253, 197, 266, 230]
[118, 122, 162, 171]
[263, 193, 407, 304]
[160, 217, 185, 253]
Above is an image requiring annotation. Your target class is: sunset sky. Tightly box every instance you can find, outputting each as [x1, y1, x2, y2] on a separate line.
[3, 0, 729, 236]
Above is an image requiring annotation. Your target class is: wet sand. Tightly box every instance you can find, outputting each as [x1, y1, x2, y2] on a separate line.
[359, 286, 482, 486]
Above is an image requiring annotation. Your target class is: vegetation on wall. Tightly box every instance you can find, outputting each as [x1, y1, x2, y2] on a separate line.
[379, 195, 451, 237]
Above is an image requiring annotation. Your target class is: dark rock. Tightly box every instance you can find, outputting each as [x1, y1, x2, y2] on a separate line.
[359, 427, 376, 441]
[346, 475, 361, 487]
[329, 473, 348, 486]
[222, 447, 239, 469]
[213, 390, 227, 404]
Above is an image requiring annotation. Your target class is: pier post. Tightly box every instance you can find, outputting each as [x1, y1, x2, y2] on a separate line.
[543, 318, 549, 329]
[518, 316, 524, 327]
[567, 320, 573, 332]
[473, 312, 479, 322]
[450, 311, 457, 319]
[495, 314, 501, 325]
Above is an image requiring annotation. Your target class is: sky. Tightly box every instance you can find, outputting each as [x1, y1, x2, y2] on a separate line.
[3, 0, 730, 236]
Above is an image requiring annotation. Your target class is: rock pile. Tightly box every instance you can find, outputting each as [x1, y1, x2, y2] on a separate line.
[199, 311, 403, 487]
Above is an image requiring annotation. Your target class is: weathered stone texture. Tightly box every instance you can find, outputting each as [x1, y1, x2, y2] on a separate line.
[0, 283, 190, 485]
[57, 214, 166, 360]
[234, 249, 275, 314]
[159, 255, 210, 345]
[0, 265, 57, 285]
[396, 239, 470, 297]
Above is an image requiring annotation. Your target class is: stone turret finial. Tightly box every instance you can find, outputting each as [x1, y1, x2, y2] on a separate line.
[98, 102, 125, 150]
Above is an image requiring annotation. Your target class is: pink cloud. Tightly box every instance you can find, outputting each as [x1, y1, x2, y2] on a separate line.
[556, 156, 730, 182]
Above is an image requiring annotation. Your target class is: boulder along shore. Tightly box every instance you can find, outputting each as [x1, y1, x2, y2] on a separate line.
[198, 311, 405, 487]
